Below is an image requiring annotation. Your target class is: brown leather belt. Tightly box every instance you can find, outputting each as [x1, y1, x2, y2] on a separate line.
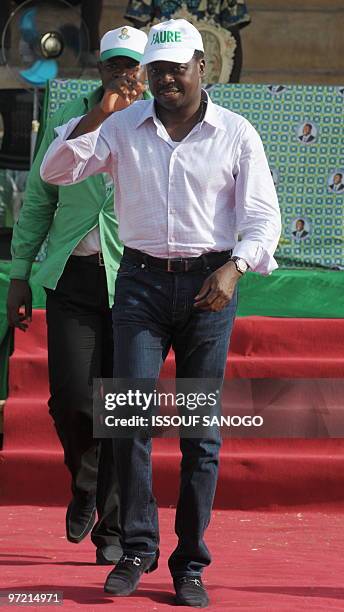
[123, 247, 232, 273]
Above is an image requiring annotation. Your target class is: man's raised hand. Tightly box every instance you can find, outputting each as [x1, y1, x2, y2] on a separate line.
[67, 67, 146, 139]
[100, 67, 146, 114]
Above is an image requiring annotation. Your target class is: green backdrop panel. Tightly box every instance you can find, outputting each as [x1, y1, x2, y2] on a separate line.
[210, 84, 344, 270]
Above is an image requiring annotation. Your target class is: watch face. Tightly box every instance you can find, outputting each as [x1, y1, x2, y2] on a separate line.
[233, 258, 247, 273]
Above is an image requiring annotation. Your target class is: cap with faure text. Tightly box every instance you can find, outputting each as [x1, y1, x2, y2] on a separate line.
[141, 19, 204, 66]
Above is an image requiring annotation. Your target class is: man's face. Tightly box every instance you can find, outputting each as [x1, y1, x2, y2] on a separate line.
[296, 220, 304, 231]
[147, 57, 205, 111]
[334, 173, 342, 185]
[303, 124, 312, 136]
[98, 55, 141, 89]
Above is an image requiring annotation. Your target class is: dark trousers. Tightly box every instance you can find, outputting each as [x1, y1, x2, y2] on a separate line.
[45, 255, 120, 548]
[107, 250, 237, 576]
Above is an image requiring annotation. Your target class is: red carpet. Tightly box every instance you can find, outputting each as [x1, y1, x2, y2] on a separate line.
[2, 313, 344, 611]
[2, 311, 344, 508]
[9, 310, 344, 379]
[1, 506, 344, 611]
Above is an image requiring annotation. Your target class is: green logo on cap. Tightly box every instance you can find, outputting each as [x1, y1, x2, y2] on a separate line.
[151, 31, 182, 45]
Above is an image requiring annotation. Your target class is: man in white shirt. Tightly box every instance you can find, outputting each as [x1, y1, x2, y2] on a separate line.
[40, 19, 281, 608]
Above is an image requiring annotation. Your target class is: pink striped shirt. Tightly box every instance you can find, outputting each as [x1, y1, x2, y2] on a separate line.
[40, 92, 281, 274]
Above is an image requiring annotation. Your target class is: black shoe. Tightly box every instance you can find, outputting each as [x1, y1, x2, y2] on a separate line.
[104, 551, 159, 596]
[174, 576, 209, 608]
[66, 495, 96, 543]
[96, 544, 123, 565]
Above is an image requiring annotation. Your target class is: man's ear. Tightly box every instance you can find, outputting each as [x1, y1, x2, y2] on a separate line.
[199, 59, 205, 78]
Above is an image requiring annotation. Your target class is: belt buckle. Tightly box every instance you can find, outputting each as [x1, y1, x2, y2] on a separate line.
[167, 258, 188, 272]
[98, 252, 105, 266]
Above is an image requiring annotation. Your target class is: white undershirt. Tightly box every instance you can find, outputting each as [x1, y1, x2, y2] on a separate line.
[72, 173, 113, 256]
[72, 226, 101, 256]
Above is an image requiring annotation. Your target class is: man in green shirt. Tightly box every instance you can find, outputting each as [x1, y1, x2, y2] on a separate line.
[7, 25, 149, 564]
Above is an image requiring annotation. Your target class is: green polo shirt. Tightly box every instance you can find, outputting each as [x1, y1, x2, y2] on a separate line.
[10, 86, 151, 306]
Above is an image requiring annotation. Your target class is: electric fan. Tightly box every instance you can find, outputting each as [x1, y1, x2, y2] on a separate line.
[1, 0, 90, 163]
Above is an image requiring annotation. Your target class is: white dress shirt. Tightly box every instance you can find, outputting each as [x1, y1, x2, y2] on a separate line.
[40, 92, 281, 274]
[332, 182, 344, 192]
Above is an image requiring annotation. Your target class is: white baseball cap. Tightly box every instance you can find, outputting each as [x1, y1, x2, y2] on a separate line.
[100, 26, 148, 63]
[141, 19, 204, 66]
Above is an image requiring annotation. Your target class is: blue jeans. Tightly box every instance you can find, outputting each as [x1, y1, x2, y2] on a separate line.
[110, 250, 237, 577]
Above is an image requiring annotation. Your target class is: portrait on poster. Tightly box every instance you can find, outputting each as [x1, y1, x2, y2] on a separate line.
[297, 121, 317, 144]
[267, 85, 288, 96]
[291, 218, 311, 241]
[328, 170, 344, 193]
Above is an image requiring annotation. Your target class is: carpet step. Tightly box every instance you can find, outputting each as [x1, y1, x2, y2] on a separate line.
[228, 355, 344, 378]
[13, 312, 47, 352]
[2, 398, 58, 449]
[9, 350, 344, 398]
[8, 354, 49, 397]
[16, 311, 344, 359]
[2, 441, 344, 508]
[10, 312, 344, 390]
[6, 378, 344, 450]
[5, 310, 344, 508]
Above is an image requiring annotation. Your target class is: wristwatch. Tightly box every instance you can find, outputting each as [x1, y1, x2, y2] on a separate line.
[230, 257, 249, 275]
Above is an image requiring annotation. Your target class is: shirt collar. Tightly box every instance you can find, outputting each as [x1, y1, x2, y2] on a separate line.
[134, 89, 225, 131]
[201, 90, 225, 131]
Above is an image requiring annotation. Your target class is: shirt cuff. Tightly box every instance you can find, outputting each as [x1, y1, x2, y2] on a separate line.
[9, 258, 33, 280]
[232, 240, 279, 275]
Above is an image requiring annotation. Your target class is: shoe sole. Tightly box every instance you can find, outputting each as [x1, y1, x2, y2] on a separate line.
[66, 507, 96, 544]
[175, 596, 209, 608]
